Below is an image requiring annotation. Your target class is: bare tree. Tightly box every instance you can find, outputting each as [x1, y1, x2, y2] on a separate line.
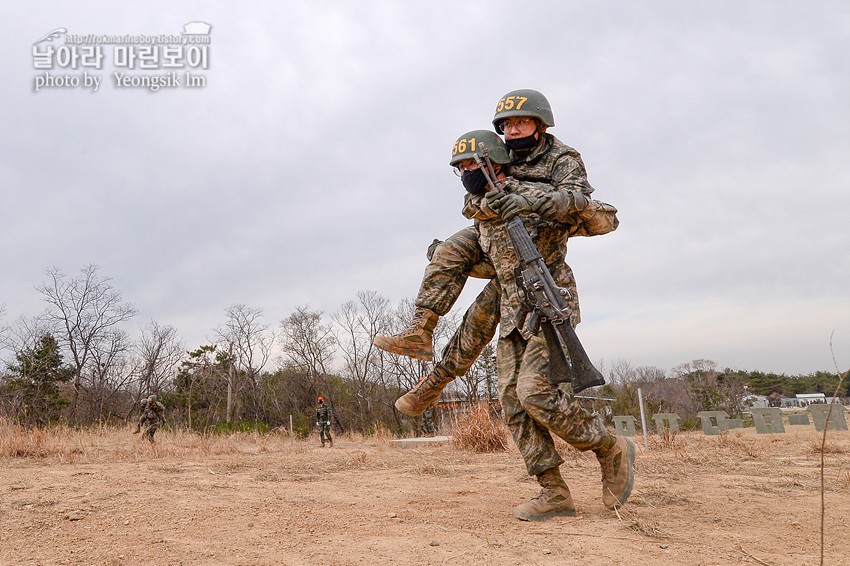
[377, 299, 430, 391]
[36, 265, 137, 423]
[87, 328, 134, 421]
[215, 304, 274, 422]
[0, 315, 52, 368]
[457, 340, 497, 402]
[333, 290, 391, 430]
[672, 359, 728, 416]
[372, 299, 433, 430]
[279, 306, 337, 402]
[134, 321, 185, 401]
[176, 345, 221, 430]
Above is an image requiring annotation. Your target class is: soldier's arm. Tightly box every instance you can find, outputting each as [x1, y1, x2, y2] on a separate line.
[529, 153, 614, 225]
[503, 170, 616, 236]
[462, 192, 499, 220]
[567, 200, 619, 237]
[550, 151, 594, 196]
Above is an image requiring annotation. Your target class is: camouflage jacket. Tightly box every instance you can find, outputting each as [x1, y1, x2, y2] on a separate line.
[462, 136, 604, 338]
[316, 404, 331, 425]
[505, 133, 592, 192]
[139, 402, 165, 427]
[507, 133, 617, 236]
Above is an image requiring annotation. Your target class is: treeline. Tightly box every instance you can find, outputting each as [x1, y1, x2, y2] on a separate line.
[0, 264, 495, 435]
[599, 359, 849, 428]
[0, 265, 845, 434]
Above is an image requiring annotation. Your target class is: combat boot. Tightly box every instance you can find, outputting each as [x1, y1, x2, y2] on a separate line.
[394, 366, 453, 417]
[514, 467, 576, 522]
[373, 308, 439, 361]
[597, 436, 636, 509]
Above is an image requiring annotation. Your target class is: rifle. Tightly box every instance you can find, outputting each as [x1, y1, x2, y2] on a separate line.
[473, 146, 605, 393]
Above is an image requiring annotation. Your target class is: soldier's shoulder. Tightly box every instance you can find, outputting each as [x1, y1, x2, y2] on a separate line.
[545, 134, 581, 159]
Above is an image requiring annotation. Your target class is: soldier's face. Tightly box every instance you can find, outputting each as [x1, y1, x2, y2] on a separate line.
[501, 117, 538, 140]
[455, 158, 480, 173]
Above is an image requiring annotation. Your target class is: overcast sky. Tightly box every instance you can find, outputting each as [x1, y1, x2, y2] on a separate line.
[2, 1, 848, 377]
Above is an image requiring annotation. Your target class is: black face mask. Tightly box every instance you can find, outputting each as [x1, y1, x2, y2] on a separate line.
[462, 168, 489, 195]
[505, 133, 539, 151]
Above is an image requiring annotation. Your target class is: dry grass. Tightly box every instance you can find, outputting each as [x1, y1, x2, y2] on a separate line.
[808, 438, 847, 455]
[411, 459, 455, 476]
[613, 503, 670, 540]
[450, 402, 510, 453]
[0, 418, 306, 463]
[715, 430, 767, 458]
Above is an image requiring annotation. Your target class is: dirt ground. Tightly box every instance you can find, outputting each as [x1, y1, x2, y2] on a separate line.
[2, 425, 849, 566]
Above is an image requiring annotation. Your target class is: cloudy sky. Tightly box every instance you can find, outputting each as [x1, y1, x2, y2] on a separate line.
[2, 1, 848, 376]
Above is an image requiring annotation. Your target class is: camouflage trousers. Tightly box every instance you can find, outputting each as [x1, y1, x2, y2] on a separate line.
[439, 278, 501, 376]
[416, 226, 500, 377]
[422, 407, 436, 436]
[416, 226, 580, 379]
[498, 330, 612, 476]
[319, 424, 332, 444]
[416, 226, 493, 315]
[143, 424, 158, 443]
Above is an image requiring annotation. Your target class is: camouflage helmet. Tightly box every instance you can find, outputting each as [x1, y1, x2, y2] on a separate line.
[492, 89, 554, 132]
[148, 394, 157, 403]
[449, 130, 511, 167]
[140, 398, 149, 406]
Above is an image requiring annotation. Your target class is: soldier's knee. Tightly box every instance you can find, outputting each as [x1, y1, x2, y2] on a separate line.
[516, 382, 555, 421]
[428, 241, 463, 267]
[499, 395, 526, 428]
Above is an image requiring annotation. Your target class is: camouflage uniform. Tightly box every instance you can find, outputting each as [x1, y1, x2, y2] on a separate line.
[316, 402, 333, 446]
[462, 135, 616, 475]
[422, 407, 436, 436]
[138, 401, 165, 443]
[421, 133, 616, 378]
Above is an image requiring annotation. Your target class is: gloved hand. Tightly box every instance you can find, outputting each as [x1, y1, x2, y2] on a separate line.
[486, 190, 533, 221]
[530, 191, 589, 223]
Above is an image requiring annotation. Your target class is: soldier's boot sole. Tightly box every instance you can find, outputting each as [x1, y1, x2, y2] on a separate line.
[394, 367, 453, 417]
[394, 393, 431, 417]
[513, 478, 576, 522]
[373, 336, 434, 362]
[514, 507, 577, 522]
[394, 387, 444, 417]
[373, 308, 438, 362]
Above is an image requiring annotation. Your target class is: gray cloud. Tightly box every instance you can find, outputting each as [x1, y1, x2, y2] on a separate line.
[2, 1, 848, 375]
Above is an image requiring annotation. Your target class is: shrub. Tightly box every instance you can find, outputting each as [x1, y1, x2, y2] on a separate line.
[451, 402, 509, 453]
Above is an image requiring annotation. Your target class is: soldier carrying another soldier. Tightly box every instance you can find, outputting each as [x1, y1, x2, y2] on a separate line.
[376, 90, 618, 418]
[134, 394, 166, 443]
[376, 90, 634, 521]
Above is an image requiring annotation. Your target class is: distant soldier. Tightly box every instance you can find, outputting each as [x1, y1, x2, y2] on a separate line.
[422, 406, 436, 437]
[316, 397, 333, 447]
[134, 395, 166, 443]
